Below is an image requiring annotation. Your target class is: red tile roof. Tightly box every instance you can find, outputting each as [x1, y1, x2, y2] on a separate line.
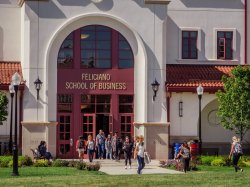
[0, 61, 25, 90]
[166, 64, 236, 92]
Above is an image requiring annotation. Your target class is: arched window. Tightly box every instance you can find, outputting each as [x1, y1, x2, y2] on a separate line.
[57, 25, 134, 69]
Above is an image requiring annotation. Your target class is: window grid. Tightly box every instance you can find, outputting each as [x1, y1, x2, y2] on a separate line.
[182, 31, 198, 59]
[217, 31, 233, 60]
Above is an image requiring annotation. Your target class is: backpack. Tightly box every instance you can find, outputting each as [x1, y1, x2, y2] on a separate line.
[78, 139, 84, 149]
[234, 142, 243, 156]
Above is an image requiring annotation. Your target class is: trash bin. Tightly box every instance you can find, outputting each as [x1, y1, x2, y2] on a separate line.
[190, 143, 199, 157]
[174, 143, 182, 158]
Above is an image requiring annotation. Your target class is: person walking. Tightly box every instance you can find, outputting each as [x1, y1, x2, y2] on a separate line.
[229, 136, 243, 172]
[111, 132, 118, 160]
[179, 141, 191, 173]
[76, 136, 85, 161]
[135, 135, 145, 174]
[86, 134, 95, 162]
[105, 134, 112, 160]
[116, 136, 123, 161]
[96, 129, 105, 159]
[123, 136, 133, 169]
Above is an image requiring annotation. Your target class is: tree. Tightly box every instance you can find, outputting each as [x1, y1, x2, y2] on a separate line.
[216, 66, 250, 141]
[0, 91, 8, 125]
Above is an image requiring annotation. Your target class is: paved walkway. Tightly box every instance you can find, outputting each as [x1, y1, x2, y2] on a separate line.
[95, 159, 182, 175]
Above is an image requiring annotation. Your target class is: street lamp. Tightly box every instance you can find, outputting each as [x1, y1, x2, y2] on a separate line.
[8, 83, 15, 154]
[196, 85, 204, 155]
[11, 72, 21, 176]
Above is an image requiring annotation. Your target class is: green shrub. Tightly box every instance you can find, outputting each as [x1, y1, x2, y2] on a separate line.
[68, 160, 78, 167]
[76, 161, 86, 170]
[241, 155, 250, 162]
[86, 162, 101, 171]
[200, 156, 217, 166]
[238, 160, 247, 167]
[0, 156, 12, 167]
[33, 159, 49, 167]
[8, 160, 23, 167]
[20, 155, 33, 166]
[211, 158, 226, 166]
[223, 157, 232, 167]
[52, 160, 69, 167]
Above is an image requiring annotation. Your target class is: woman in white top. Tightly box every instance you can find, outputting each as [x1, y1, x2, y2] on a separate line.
[229, 136, 243, 172]
[135, 135, 145, 174]
[86, 135, 95, 162]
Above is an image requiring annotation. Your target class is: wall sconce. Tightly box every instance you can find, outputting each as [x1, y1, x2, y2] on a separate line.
[151, 79, 160, 101]
[34, 77, 43, 100]
[179, 101, 183, 117]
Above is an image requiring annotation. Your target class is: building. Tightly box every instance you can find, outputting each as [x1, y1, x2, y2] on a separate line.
[0, 0, 249, 159]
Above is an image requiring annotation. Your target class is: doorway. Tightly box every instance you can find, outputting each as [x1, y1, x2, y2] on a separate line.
[96, 114, 110, 137]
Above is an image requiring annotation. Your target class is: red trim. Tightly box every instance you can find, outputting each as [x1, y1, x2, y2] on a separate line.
[245, 0, 247, 65]
[0, 84, 25, 91]
[166, 86, 223, 93]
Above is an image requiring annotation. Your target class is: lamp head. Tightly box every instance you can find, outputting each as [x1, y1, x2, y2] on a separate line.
[196, 85, 204, 96]
[34, 77, 43, 90]
[11, 72, 21, 86]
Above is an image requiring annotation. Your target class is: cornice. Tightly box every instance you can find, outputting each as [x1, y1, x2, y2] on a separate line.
[144, 0, 171, 4]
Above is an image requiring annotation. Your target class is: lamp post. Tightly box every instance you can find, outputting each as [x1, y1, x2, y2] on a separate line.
[196, 85, 204, 155]
[34, 77, 43, 100]
[11, 72, 21, 176]
[151, 79, 160, 101]
[8, 83, 15, 154]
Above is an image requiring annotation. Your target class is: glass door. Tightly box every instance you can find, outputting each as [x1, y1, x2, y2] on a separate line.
[57, 114, 74, 159]
[82, 114, 96, 142]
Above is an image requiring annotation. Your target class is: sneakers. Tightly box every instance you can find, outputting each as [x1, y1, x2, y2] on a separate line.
[240, 169, 243, 172]
[129, 166, 131, 169]
[125, 166, 127, 169]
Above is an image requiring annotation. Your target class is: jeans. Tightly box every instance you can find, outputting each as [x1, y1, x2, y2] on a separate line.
[88, 149, 94, 162]
[137, 155, 145, 174]
[182, 158, 190, 173]
[98, 144, 105, 159]
[124, 152, 132, 166]
[106, 149, 112, 160]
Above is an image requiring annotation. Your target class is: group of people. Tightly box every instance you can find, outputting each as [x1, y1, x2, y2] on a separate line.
[175, 135, 244, 173]
[76, 130, 147, 174]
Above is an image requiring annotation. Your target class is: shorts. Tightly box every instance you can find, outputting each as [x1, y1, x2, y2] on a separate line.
[77, 148, 84, 155]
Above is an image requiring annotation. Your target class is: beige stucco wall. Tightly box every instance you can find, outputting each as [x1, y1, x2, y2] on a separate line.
[21, 122, 57, 158]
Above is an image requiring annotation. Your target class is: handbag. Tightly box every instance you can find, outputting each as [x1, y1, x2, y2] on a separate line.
[144, 152, 151, 164]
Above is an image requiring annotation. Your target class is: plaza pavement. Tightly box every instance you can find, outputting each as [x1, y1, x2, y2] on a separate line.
[95, 159, 183, 175]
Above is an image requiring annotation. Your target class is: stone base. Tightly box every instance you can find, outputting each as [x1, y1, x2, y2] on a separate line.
[134, 122, 169, 160]
[21, 121, 57, 158]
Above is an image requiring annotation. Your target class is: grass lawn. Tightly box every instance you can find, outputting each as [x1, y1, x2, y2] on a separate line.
[0, 166, 249, 187]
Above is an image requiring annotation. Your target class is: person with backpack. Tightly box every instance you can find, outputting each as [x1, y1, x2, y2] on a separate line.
[76, 136, 85, 161]
[135, 135, 146, 174]
[105, 134, 112, 160]
[178, 141, 191, 173]
[229, 136, 243, 172]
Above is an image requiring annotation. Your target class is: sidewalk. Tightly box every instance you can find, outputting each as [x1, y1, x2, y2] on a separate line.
[95, 159, 183, 175]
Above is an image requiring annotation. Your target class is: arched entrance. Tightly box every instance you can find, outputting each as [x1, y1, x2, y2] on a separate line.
[56, 25, 134, 158]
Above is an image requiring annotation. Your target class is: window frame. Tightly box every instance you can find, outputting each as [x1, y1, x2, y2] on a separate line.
[213, 28, 236, 61]
[179, 28, 201, 60]
[216, 31, 233, 60]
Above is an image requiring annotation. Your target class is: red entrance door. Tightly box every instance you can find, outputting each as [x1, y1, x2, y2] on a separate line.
[57, 114, 74, 159]
[82, 114, 96, 143]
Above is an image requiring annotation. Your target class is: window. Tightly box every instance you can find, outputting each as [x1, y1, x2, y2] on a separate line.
[57, 25, 134, 69]
[182, 31, 198, 59]
[80, 95, 111, 113]
[119, 95, 133, 113]
[81, 26, 112, 68]
[118, 35, 133, 68]
[57, 94, 73, 113]
[57, 33, 74, 68]
[217, 31, 233, 60]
